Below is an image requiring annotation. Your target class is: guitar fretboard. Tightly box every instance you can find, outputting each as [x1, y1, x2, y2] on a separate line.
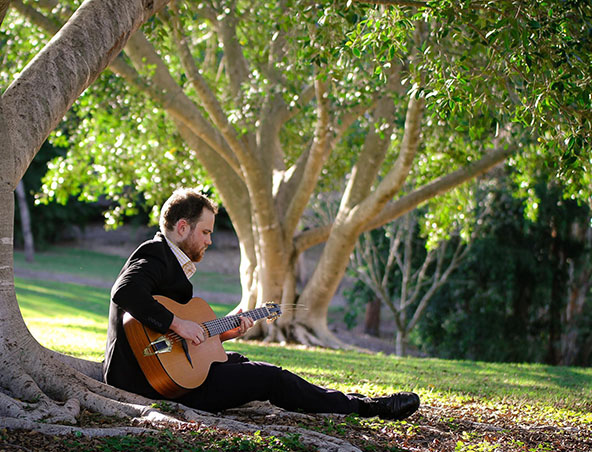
[202, 307, 271, 337]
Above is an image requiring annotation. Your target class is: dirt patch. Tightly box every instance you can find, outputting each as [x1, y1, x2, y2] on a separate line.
[1, 400, 590, 452]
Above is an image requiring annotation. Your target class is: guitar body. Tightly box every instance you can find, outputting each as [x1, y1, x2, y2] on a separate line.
[123, 295, 228, 399]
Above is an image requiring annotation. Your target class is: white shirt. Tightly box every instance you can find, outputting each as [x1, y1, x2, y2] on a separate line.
[163, 235, 196, 280]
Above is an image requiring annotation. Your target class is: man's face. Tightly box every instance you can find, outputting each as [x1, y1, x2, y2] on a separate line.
[178, 209, 215, 262]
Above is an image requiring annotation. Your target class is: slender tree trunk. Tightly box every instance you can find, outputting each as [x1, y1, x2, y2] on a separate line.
[546, 228, 565, 365]
[364, 298, 381, 337]
[395, 330, 407, 356]
[15, 180, 34, 262]
[560, 269, 592, 365]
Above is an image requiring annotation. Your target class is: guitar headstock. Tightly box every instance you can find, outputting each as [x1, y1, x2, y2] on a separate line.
[264, 302, 282, 322]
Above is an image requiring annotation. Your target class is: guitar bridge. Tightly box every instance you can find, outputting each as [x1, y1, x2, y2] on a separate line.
[143, 336, 173, 356]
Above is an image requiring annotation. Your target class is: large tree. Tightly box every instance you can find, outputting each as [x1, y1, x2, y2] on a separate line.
[1, 3, 367, 448]
[0, 0, 311, 442]
[14, 0, 590, 348]
[0, 0, 178, 425]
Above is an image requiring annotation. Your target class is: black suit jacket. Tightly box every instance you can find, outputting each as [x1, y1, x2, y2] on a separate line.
[103, 232, 193, 397]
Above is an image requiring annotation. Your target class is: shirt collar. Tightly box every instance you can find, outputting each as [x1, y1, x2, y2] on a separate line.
[163, 234, 197, 279]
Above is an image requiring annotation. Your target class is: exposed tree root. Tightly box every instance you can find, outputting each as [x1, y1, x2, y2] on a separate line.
[48, 348, 103, 381]
[0, 339, 361, 451]
[184, 402, 362, 452]
[0, 417, 156, 437]
[0, 393, 362, 451]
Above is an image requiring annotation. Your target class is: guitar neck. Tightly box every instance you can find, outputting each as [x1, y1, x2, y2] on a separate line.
[202, 307, 271, 337]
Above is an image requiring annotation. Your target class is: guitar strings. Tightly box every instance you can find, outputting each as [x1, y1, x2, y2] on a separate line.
[152, 307, 280, 348]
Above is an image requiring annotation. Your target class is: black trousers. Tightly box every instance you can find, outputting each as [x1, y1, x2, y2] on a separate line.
[176, 352, 362, 414]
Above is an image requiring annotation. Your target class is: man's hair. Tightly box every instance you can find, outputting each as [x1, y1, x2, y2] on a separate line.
[159, 188, 218, 232]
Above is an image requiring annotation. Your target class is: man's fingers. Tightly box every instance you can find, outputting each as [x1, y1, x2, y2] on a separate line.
[191, 325, 206, 345]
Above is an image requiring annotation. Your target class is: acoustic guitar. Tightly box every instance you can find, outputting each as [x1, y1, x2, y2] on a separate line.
[123, 295, 281, 398]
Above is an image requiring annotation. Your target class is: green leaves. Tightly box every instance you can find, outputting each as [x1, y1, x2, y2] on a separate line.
[38, 70, 212, 228]
[7, 0, 591, 238]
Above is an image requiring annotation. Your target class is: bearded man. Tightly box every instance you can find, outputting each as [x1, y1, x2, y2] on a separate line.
[103, 188, 420, 419]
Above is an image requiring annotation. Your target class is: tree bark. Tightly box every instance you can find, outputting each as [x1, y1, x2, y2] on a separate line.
[0, 0, 9, 27]
[395, 330, 407, 356]
[0, 0, 188, 433]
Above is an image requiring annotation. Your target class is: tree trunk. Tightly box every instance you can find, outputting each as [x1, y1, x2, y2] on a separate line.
[15, 180, 34, 262]
[364, 298, 381, 337]
[395, 330, 407, 357]
[0, 0, 207, 433]
[546, 227, 565, 365]
[560, 268, 592, 366]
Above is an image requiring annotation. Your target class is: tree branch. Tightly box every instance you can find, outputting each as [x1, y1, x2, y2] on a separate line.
[122, 31, 243, 176]
[2, 0, 172, 186]
[10, 0, 61, 34]
[282, 77, 332, 235]
[214, 2, 250, 98]
[293, 145, 514, 253]
[367, 145, 514, 231]
[165, 4, 250, 165]
[406, 238, 464, 332]
[174, 120, 253, 241]
[339, 58, 407, 213]
[353, 93, 424, 223]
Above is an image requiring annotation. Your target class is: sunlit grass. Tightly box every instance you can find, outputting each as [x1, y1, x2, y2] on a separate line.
[16, 277, 233, 361]
[14, 247, 127, 283]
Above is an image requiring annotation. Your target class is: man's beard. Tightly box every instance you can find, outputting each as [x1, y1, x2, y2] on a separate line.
[179, 238, 206, 262]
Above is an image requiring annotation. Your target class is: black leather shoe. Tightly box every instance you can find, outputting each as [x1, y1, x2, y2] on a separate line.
[357, 392, 420, 420]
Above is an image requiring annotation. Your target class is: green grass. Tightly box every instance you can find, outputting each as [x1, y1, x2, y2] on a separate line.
[15, 246, 128, 282]
[14, 247, 241, 294]
[16, 277, 233, 361]
[15, 276, 592, 423]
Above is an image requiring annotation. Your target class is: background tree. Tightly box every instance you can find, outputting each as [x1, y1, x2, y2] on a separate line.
[15, 180, 35, 262]
[561, 217, 592, 366]
[13, 0, 590, 348]
[415, 175, 592, 366]
[1, 4, 402, 444]
[13, 142, 105, 251]
[346, 185, 489, 356]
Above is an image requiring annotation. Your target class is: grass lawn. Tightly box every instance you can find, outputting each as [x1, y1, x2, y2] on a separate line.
[12, 247, 592, 451]
[14, 247, 242, 294]
[16, 277, 592, 414]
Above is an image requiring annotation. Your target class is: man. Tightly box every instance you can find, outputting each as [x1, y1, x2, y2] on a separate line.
[103, 188, 420, 419]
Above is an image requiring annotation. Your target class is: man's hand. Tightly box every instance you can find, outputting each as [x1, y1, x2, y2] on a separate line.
[220, 310, 254, 342]
[170, 315, 206, 346]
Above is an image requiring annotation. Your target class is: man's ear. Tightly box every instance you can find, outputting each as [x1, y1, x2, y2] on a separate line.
[175, 219, 189, 237]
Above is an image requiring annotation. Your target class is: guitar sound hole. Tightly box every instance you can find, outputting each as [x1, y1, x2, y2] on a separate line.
[152, 340, 170, 352]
